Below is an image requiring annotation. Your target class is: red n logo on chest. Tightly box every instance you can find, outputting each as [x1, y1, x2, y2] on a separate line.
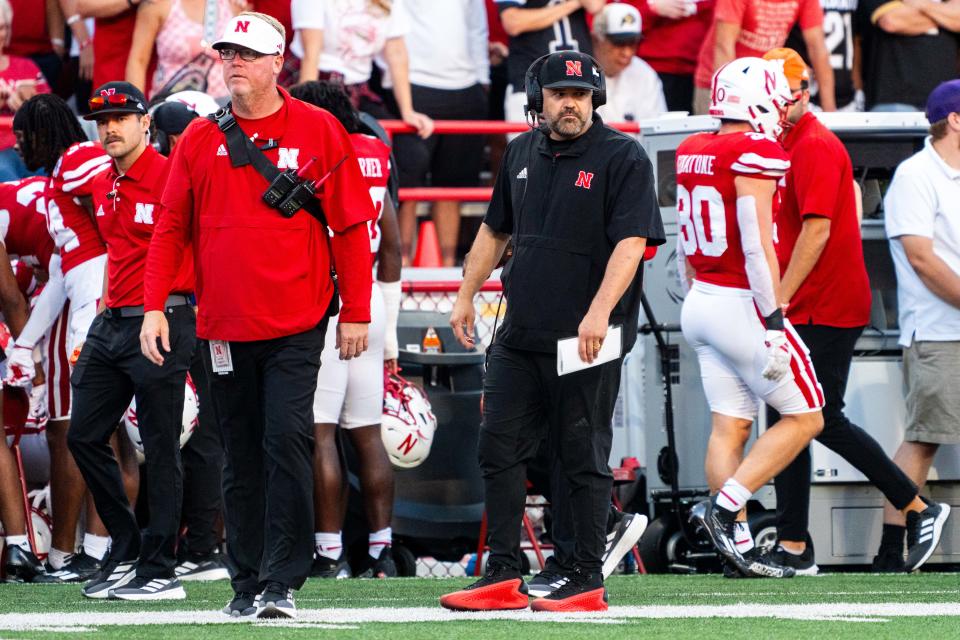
[575, 171, 594, 189]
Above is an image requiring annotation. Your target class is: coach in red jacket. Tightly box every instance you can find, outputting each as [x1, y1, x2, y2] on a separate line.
[141, 11, 376, 620]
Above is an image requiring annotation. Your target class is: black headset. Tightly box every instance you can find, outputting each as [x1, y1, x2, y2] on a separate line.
[523, 51, 607, 120]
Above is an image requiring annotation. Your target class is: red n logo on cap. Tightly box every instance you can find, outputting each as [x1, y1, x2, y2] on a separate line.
[235, 20, 250, 33]
[565, 60, 583, 77]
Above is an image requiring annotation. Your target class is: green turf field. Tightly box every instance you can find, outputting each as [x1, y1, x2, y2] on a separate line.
[0, 573, 957, 639]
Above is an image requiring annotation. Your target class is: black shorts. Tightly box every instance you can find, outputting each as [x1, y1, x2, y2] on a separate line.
[393, 83, 488, 188]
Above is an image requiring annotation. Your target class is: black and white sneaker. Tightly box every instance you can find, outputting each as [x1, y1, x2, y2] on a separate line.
[906, 500, 951, 572]
[35, 551, 101, 584]
[222, 591, 260, 617]
[110, 575, 187, 601]
[257, 581, 296, 619]
[175, 554, 230, 581]
[527, 567, 569, 598]
[759, 545, 818, 576]
[601, 512, 648, 578]
[311, 553, 350, 579]
[82, 559, 137, 599]
[359, 547, 398, 578]
[689, 497, 750, 574]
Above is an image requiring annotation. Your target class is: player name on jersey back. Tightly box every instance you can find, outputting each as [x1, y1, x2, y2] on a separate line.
[676, 154, 716, 176]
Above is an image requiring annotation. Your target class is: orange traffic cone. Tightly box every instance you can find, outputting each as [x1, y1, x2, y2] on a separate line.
[413, 220, 443, 268]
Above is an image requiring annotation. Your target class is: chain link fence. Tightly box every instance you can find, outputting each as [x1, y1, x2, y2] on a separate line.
[401, 281, 504, 349]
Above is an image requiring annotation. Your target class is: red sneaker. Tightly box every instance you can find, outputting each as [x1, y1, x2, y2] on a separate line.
[530, 568, 607, 612]
[440, 565, 529, 611]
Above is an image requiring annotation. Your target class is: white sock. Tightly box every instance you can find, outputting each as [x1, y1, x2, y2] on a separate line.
[83, 534, 110, 561]
[48, 547, 73, 570]
[716, 479, 752, 513]
[368, 527, 391, 559]
[315, 532, 342, 561]
[734, 522, 754, 553]
[5, 535, 31, 552]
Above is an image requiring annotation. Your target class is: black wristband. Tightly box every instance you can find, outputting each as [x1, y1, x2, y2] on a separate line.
[764, 308, 784, 331]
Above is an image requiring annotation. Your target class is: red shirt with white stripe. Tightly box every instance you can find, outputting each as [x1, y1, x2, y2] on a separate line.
[45, 142, 110, 274]
[0, 177, 55, 270]
[145, 89, 376, 341]
[777, 112, 871, 328]
[349, 132, 391, 257]
[676, 131, 789, 290]
[92, 146, 194, 308]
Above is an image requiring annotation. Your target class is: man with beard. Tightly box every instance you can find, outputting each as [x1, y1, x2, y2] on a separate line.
[440, 50, 664, 613]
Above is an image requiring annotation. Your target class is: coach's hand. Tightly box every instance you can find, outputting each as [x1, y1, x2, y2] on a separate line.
[450, 295, 476, 349]
[141, 310, 170, 366]
[337, 322, 369, 360]
[578, 309, 609, 364]
[762, 330, 791, 382]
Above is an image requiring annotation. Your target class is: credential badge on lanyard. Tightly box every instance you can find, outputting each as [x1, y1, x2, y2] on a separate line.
[210, 340, 234, 375]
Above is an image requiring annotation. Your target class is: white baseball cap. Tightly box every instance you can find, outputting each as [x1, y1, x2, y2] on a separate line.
[212, 14, 285, 56]
[165, 91, 222, 117]
[598, 3, 642, 45]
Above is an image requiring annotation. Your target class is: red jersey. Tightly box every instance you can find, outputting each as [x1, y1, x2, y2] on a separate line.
[632, 0, 716, 76]
[777, 112, 871, 328]
[676, 131, 789, 289]
[145, 89, 376, 341]
[92, 147, 194, 308]
[45, 142, 110, 274]
[349, 132, 391, 257]
[7, 0, 52, 57]
[694, 0, 823, 88]
[93, 10, 157, 95]
[0, 57, 51, 149]
[0, 177, 55, 270]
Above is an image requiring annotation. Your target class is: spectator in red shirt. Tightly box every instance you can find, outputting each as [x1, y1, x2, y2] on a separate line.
[0, 0, 50, 181]
[73, 0, 152, 99]
[760, 48, 930, 575]
[630, 0, 715, 113]
[141, 12, 376, 618]
[693, 0, 835, 114]
[7, 0, 63, 88]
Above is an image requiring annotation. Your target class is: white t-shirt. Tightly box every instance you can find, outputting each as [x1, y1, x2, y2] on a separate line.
[291, 0, 410, 85]
[885, 137, 960, 346]
[596, 57, 667, 126]
[400, 0, 489, 90]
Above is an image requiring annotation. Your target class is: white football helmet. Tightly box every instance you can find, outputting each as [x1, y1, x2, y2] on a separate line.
[124, 374, 199, 463]
[381, 371, 437, 469]
[709, 57, 793, 139]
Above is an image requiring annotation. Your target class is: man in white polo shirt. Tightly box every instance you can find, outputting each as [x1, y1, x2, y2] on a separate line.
[591, 3, 666, 126]
[879, 80, 958, 572]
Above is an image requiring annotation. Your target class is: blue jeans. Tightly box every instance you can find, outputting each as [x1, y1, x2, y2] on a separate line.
[0, 147, 37, 182]
[870, 103, 920, 112]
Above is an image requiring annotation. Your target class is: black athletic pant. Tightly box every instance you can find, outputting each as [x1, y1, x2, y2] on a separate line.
[179, 341, 224, 559]
[772, 324, 918, 541]
[203, 322, 326, 594]
[657, 72, 695, 113]
[480, 343, 620, 574]
[68, 304, 196, 578]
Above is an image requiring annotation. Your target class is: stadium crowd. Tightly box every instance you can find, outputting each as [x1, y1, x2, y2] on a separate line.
[0, 0, 952, 620]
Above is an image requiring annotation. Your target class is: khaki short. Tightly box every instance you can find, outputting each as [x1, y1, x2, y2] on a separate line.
[903, 340, 960, 445]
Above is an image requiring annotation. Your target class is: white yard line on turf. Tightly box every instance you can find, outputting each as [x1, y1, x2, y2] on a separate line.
[0, 603, 959, 630]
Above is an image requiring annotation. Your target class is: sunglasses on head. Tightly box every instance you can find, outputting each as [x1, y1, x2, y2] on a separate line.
[88, 93, 136, 111]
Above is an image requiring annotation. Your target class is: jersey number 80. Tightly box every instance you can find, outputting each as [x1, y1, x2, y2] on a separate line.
[677, 184, 726, 257]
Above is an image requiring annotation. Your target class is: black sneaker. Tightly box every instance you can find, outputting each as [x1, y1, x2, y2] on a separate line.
[689, 497, 751, 575]
[527, 556, 569, 598]
[906, 500, 951, 571]
[311, 553, 350, 579]
[110, 575, 187, 601]
[440, 562, 529, 611]
[175, 554, 230, 582]
[222, 591, 260, 617]
[257, 581, 296, 619]
[82, 559, 137, 599]
[359, 546, 397, 578]
[34, 551, 101, 584]
[530, 566, 607, 612]
[872, 546, 905, 573]
[759, 545, 818, 576]
[601, 512, 648, 578]
[3, 545, 47, 583]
